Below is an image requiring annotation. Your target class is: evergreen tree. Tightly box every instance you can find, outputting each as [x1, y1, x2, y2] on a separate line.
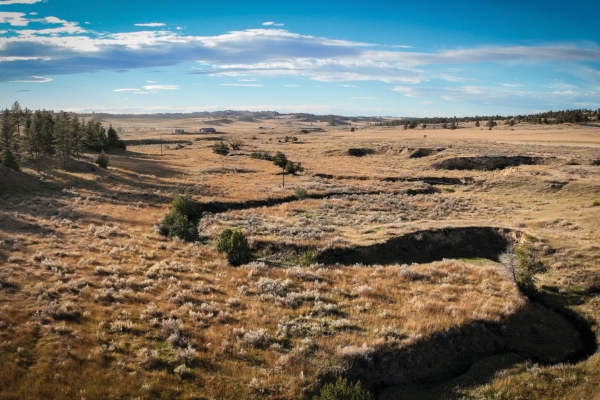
[53, 112, 74, 169]
[84, 120, 108, 151]
[106, 124, 126, 149]
[10, 101, 24, 137]
[273, 151, 289, 187]
[0, 109, 20, 170]
[38, 110, 56, 156]
[21, 111, 46, 172]
[70, 116, 84, 157]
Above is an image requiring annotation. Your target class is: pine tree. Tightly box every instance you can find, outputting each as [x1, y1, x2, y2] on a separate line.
[38, 110, 56, 156]
[10, 101, 24, 137]
[84, 120, 108, 151]
[107, 124, 125, 149]
[0, 109, 20, 170]
[21, 110, 45, 172]
[53, 112, 74, 169]
[70, 116, 84, 157]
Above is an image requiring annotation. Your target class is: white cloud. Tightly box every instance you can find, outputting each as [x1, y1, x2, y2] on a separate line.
[219, 83, 263, 87]
[142, 84, 178, 90]
[262, 21, 284, 27]
[10, 75, 52, 82]
[391, 84, 599, 109]
[1, 12, 600, 114]
[134, 22, 166, 27]
[0, 0, 43, 5]
[113, 88, 140, 92]
[0, 11, 29, 26]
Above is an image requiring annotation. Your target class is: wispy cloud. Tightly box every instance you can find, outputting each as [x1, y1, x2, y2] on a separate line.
[134, 22, 166, 27]
[262, 21, 284, 27]
[0, 0, 43, 5]
[10, 75, 52, 82]
[219, 83, 263, 87]
[338, 84, 357, 87]
[142, 85, 178, 90]
[284, 84, 300, 87]
[113, 88, 140, 92]
[391, 84, 599, 109]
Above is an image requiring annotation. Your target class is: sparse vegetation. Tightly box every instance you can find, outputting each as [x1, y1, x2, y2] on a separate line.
[313, 377, 374, 400]
[212, 141, 229, 155]
[1, 109, 600, 400]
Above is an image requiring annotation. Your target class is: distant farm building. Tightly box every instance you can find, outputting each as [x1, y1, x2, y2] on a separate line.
[173, 128, 185, 133]
[199, 127, 216, 133]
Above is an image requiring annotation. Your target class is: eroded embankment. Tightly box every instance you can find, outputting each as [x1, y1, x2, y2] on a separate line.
[433, 156, 547, 171]
[341, 299, 585, 391]
[311, 226, 596, 397]
[195, 186, 438, 215]
[318, 227, 517, 265]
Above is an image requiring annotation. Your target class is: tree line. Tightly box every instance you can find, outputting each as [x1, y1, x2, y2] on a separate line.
[375, 108, 600, 128]
[0, 101, 125, 172]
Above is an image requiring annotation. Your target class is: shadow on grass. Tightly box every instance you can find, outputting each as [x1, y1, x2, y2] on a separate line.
[317, 227, 518, 266]
[306, 292, 593, 400]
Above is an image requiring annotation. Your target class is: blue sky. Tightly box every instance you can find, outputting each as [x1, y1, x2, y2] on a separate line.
[1, 0, 599, 117]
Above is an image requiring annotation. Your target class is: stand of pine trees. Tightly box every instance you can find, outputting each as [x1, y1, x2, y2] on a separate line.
[0, 101, 126, 172]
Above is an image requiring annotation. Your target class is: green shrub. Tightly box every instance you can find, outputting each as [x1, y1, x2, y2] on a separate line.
[313, 378, 373, 400]
[250, 151, 272, 160]
[592, 200, 600, 207]
[216, 228, 234, 253]
[216, 229, 252, 266]
[96, 150, 109, 169]
[159, 193, 200, 241]
[212, 141, 229, 155]
[299, 250, 317, 266]
[161, 210, 197, 241]
[171, 193, 199, 216]
[295, 187, 309, 199]
[514, 243, 548, 290]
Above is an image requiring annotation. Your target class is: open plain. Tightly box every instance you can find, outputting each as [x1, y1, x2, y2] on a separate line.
[1, 117, 600, 399]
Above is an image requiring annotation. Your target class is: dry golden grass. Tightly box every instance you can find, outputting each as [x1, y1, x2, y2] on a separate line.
[1, 117, 600, 399]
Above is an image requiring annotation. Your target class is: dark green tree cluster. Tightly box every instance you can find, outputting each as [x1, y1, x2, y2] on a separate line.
[215, 228, 252, 266]
[0, 101, 125, 172]
[159, 193, 200, 241]
[375, 108, 597, 127]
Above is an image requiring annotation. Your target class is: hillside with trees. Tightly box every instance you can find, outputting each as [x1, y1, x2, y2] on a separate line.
[0, 102, 125, 172]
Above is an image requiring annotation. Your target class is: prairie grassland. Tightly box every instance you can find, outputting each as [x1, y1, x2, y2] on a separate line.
[1, 118, 600, 399]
